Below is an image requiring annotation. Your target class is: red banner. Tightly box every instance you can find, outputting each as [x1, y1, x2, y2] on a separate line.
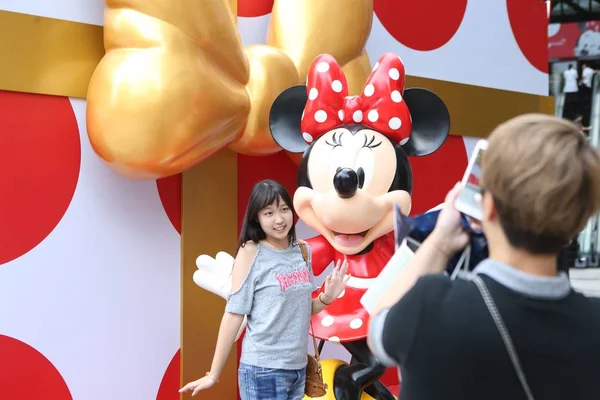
[549, 21, 600, 60]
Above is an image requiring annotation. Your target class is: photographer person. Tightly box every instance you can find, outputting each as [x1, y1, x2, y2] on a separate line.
[367, 114, 600, 400]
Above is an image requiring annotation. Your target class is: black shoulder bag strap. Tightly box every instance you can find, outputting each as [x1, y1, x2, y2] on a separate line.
[471, 275, 536, 400]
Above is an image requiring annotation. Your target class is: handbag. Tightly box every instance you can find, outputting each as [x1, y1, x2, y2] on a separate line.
[298, 241, 328, 398]
[305, 322, 328, 397]
[471, 275, 536, 400]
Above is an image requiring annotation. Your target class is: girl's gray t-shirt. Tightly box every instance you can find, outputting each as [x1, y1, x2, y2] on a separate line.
[225, 241, 315, 370]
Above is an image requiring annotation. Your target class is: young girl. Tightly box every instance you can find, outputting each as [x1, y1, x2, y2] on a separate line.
[180, 179, 349, 399]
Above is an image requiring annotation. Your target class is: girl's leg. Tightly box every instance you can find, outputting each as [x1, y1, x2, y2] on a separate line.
[288, 368, 306, 400]
[240, 364, 296, 400]
[238, 364, 250, 400]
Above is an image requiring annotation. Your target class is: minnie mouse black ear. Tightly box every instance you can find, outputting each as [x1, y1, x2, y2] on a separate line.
[269, 85, 309, 154]
[401, 88, 450, 157]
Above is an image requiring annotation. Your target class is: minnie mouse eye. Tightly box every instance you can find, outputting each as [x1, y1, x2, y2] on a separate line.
[357, 167, 365, 189]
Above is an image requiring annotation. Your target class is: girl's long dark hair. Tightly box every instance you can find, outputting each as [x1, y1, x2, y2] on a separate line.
[238, 179, 297, 249]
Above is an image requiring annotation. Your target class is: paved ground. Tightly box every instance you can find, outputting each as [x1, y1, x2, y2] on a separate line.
[569, 268, 600, 298]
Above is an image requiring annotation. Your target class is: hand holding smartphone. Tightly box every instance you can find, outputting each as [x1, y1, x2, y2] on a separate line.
[454, 139, 488, 221]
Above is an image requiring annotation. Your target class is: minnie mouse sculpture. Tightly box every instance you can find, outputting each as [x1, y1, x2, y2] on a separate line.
[268, 52, 450, 399]
[193, 52, 450, 399]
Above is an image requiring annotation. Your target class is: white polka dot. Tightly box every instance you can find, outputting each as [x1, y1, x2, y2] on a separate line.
[301, 110, 305, 120]
[389, 68, 400, 81]
[337, 289, 345, 298]
[338, 110, 345, 120]
[400, 137, 410, 145]
[321, 315, 335, 327]
[364, 84, 375, 97]
[349, 318, 363, 329]
[391, 90, 402, 103]
[315, 110, 328, 123]
[332, 80, 343, 93]
[317, 62, 330, 73]
[368, 110, 379, 122]
[302, 132, 313, 143]
[373, 62, 379, 71]
[309, 87, 318, 100]
[353, 110, 363, 123]
[329, 336, 340, 343]
[389, 117, 402, 130]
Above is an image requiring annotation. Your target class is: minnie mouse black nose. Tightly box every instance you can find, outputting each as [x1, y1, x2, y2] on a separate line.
[333, 168, 358, 199]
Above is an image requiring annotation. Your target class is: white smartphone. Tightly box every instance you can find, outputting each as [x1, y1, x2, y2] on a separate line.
[455, 139, 488, 221]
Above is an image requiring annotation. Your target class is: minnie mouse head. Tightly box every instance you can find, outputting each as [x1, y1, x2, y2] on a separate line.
[269, 53, 450, 255]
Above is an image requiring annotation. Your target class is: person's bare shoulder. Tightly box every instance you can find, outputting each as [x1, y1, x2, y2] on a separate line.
[231, 241, 258, 291]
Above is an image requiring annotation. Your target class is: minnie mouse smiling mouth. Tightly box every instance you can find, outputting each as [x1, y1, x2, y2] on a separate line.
[332, 230, 368, 237]
[332, 230, 369, 247]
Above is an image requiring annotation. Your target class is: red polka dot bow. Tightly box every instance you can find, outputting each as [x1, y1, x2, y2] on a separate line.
[300, 52, 412, 145]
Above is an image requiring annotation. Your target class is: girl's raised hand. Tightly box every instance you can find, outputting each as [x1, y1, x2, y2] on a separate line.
[323, 259, 350, 302]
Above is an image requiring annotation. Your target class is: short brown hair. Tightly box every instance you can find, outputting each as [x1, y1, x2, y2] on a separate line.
[482, 114, 600, 254]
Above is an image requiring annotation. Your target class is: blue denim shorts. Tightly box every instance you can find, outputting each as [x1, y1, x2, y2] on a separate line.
[238, 363, 306, 400]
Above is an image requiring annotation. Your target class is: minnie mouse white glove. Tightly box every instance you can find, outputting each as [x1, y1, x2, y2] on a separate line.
[193, 252, 235, 298]
[193, 251, 247, 341]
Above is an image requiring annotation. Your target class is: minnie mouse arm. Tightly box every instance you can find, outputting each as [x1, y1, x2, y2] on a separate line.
[304, 236, 335, 276]
[193, 251, 247, 341]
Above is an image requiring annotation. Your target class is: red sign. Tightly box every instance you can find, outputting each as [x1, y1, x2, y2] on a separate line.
[549, 21, 600, 60]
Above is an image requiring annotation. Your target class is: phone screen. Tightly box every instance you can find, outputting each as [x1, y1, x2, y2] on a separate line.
[457, 147, 485, 214]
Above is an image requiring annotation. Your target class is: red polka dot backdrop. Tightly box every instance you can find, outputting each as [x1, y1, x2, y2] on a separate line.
[0, 335, 72, 399]
[156, 349, 180, 400]
[238, 0, 274, 17]
[0, 91, 81, 265]
[409, 135, 468, 215]
[374, 0, 468, 51]
[157, 174, 182, 234]
[0, 2, 548, 399]
[506, 0, 549, 73]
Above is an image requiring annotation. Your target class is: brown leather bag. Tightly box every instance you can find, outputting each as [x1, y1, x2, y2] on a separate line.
[299, 241, 328, 398]
[305, 323, 328, 397]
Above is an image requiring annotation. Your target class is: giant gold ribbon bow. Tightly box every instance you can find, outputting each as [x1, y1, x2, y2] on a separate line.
[86, 0, 374, 179]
